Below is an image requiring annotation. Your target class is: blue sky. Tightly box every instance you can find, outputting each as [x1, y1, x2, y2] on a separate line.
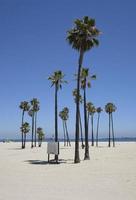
[0, 0, 136, 139]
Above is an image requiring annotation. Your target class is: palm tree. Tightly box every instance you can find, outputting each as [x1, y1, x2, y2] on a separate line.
[87, 102, 96, 146]
[30, 98, 40, 147]
[80, 67, 96, 159]
[72, 89, 84, 149]
[20, 122, 30, 149]
[59, 107, 71, 146]
[37, 127, 44, 147]
[28, 108, 34, 148]
[96, 107, 103, 147]
[105, 103, 117, 147]
[48, 70, 67, 162]
[67, 16, 100, 163]
[59, 110, 66, 146]
[19, 101, 30, 149]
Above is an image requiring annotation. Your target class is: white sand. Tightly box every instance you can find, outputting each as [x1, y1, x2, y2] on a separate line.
[0, 142, 136, 200]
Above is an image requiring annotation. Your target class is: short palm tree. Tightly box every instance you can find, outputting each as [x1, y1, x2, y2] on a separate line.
[37, 127, 44, 147]
[67, 16, 100, 163]
[87, 102, 96, 146]
[30, 98, 40, 147]
[59, 107, 71, 146]
[80, 67, 96, 159]
[96, 107, 103, 147]
[19, 101, 30, 149]
[48, 70, 67, 162]
[72, 89, 84, 149]
[20, 122, 30, 149]
[105, 103, 117, 147]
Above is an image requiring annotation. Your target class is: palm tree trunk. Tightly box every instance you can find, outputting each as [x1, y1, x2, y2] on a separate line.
[84, 87, 90, 160]
[79, 110, 84, 149]
[108, 113, 111, 147]
[91, 114, 94, 146]
[74, 50, 84, 163]
[111, 113, 115, 147]
[65, 121, 71, 146]
[24, 133, 26, 149]
[63, 120, 66, 146]
[31, 112, 34, 148]
[87, 111, 90, 134]
[96, 113, 100, 147]
[38, 139, 42, 147]
[55, 84, 58, 162]
[34, 112, 37, 147]
[21, 110, 24, 149]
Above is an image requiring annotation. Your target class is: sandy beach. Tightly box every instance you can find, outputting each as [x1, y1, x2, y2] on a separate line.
[0, 142, 136, 200]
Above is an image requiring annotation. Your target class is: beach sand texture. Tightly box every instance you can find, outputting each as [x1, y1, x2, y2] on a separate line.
[0, 142, 136, 200]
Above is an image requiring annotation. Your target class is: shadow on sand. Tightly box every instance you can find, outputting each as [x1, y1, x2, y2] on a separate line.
[25, 159, 67, 165]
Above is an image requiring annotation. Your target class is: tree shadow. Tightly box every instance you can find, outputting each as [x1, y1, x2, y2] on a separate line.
[25, 159, 67, 165]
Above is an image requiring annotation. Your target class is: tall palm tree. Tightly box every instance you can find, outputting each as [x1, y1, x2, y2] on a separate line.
[59, 107, 71, 146]
[72, 89, 84, 149]
[87, 102, 96, 146]
[28, 108, 34, 148]
[19, 101, 30, 149]
[105, 103, 117, 147]
[96, 107, 103, 147]
[48, 70, 67, 162]
[67, 16, 100, 163]
[80, 67, 96, 159]
[20, 122, 30, 149]
[37, 127, 44, 147]
[30, 98, 40, 147]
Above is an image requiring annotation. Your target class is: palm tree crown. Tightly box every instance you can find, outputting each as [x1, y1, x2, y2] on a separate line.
[20, 122, 30, 134]
[80, 68, 96, 89]
[86, 102, 94, 112]
[67, 16, 100, 52]
[37, 127, 44, 140]
[72, 88, 83, 103]
[30, 98, 40, 111]
[96, 107, 103, 113]
[88, 105, 96, 115]
[19, 101, 30, 111]
[48, 70, 67, 90]
[59, 107, 69, 121]
[105, 103, 117, 114]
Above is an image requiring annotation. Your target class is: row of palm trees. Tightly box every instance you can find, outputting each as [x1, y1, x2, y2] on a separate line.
[48, 16, 117, 163]
[86, 102, 116, 148]
[19, 16, 116, 164]
[48, 68, 116, 161]
[19, 98, 44, 148]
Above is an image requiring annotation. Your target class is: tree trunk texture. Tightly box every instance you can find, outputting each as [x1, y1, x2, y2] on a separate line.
[55, 84, 58, 162]
[84, 87, 90, 160]
[91, 114, 94, 146]
[79, 111, 84, 149]
[74, 50, 84, 163]
[111, 113, 115, 147]
[96, 113, 100, 147]
[21, 110, 24, 149]
[65, 121, 71, 146]
[63, 120, 66, 146]
[31, 112, 34, 148]
[34, 112, 37, 147]
[24, 133, 26, 149]
[108, 113, 111, 147]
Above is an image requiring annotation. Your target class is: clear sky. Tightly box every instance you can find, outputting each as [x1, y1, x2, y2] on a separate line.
[0, 0, 136, 139]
